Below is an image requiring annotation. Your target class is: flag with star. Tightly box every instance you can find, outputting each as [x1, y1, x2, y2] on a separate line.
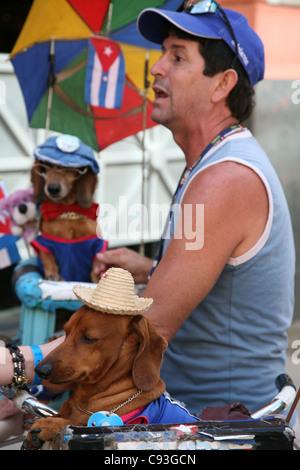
[0, 180, 20, 269]
[84, 37, 125, 109]
[0, 179, 11, 235]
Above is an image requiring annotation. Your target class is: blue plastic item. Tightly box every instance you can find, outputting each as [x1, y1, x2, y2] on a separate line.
[13, 259, 82, 345]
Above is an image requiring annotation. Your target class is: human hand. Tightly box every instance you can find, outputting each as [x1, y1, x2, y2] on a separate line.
[93, 247, 153, 284]
[0, 397, 19, 420]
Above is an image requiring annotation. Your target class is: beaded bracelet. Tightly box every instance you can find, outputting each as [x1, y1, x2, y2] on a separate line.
[30, 345, 43, 386]
[6, 342, 28, 390]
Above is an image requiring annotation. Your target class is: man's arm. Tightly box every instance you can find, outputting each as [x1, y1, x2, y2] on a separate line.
[143, 161, 269, 341]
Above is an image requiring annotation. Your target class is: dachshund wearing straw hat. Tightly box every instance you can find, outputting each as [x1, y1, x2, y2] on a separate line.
[25, 268, 199, 450]
[30, 134, 107, 283]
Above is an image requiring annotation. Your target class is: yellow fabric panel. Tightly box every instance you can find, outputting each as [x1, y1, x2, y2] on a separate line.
[11, 0, 92, 57]
[120, 43, 161, 101]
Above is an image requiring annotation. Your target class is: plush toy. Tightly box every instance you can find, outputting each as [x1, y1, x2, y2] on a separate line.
[0, 188, 37, 244]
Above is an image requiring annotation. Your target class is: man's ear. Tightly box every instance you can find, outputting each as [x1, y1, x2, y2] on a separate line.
[211, 69, 238, 104]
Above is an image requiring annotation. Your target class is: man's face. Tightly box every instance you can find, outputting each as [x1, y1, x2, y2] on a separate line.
[150, 33, 215, 132]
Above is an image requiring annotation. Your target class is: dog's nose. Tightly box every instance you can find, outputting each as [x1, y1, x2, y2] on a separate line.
[35, 361, 53, 379]
[48, 184, 61, 196]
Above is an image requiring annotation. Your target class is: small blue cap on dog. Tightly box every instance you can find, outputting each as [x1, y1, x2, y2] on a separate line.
[34, 134, 99, 174]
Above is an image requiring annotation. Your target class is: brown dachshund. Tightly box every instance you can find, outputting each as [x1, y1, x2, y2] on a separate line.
[25, 305, 167, 449]
[30, 158, 106, 283]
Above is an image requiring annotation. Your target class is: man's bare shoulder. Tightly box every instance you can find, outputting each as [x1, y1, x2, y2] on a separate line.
[182, 160, 267, 205]
[180, 160, 269, 259]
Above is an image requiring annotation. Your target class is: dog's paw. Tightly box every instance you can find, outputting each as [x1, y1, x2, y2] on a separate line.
[23, 427, 45, 450]
[24, 417, 68, 450]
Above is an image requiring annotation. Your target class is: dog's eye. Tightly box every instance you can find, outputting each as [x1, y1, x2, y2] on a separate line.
[81, 335, 98, 344]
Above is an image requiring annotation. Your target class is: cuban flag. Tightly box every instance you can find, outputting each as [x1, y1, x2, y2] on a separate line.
[84, 37, 125, 109]
[0, 180, 20, 269]
[0, 180, 12, 237]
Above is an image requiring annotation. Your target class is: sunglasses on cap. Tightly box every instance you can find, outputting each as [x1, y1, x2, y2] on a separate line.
[177, 0, 239, 68]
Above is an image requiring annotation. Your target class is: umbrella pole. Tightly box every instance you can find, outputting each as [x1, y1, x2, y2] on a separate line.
[139, 51, 150, 258]
[139, 103, 146, 257]
[45, 38, 55, 137]
[105, 1, 113, 36]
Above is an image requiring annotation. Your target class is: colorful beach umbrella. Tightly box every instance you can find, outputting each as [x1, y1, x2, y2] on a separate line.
[9, 0, 183, 151]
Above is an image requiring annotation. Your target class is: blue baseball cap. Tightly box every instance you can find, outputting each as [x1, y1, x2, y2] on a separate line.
[137, 6, 264, 87]
[34, 134, 99, 174]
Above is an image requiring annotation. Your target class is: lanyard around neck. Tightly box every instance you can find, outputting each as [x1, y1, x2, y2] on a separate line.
[172, 124, 243, 206]
[149, 124, 244, 277]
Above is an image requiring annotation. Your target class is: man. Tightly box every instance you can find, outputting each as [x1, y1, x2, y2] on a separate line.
[88, 2, 293, 414]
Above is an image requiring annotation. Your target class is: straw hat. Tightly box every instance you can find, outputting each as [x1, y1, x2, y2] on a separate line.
[73, 268, 153, 315]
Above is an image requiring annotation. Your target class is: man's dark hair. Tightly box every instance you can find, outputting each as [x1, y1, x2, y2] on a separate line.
[164, 26, 255, 122]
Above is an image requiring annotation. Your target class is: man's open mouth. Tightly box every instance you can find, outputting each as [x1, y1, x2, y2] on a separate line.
[153, 85, 168, 100]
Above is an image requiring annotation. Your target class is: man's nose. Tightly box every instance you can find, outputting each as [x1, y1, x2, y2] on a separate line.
[150, 55, 166, 77]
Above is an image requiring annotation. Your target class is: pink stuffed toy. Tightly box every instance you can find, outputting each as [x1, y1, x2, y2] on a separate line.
[0, 188, 37, 244]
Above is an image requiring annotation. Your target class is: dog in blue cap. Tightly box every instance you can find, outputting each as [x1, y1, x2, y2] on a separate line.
[30, 135, 107, 283]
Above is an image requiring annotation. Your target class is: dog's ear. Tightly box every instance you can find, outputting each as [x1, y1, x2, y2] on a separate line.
[130, 316, 167, 391]
[31, 161, 45, 203]
[76, 169, 98, 208]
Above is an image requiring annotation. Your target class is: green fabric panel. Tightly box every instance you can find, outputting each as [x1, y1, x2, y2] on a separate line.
[103, 0, 165, 32]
